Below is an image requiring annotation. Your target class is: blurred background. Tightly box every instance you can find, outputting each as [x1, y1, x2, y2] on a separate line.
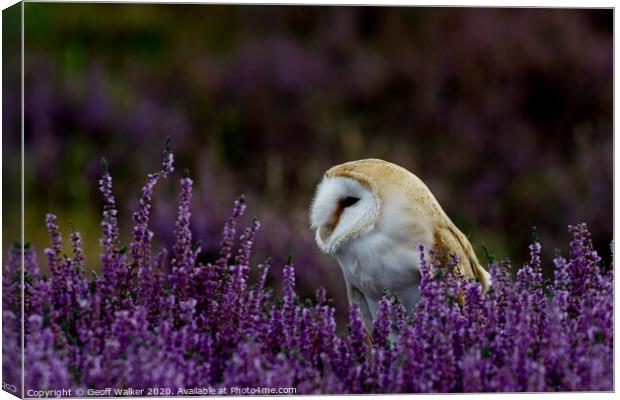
[4, 4, 612, 314]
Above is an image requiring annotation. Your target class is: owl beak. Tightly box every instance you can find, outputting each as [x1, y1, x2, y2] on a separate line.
[316, 204, 343, 246]
[318, 225, 333, 243]
[314, 224, 336, 255]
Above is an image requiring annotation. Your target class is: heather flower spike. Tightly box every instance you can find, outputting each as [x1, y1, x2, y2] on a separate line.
[100, 156, 108, 172]
[6, 147, 612, 394]
[130, 138, 175, 268]
[482, 245, 496, 264]
[216, 194, 247, 267]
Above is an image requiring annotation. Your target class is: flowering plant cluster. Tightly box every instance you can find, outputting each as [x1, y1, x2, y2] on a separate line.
[3, 145, 613, 394]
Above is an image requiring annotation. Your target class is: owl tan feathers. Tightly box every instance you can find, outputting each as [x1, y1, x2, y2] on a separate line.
[310, 159, 490, 333]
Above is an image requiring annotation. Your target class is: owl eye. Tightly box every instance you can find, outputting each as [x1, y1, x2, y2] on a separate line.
[341, 196, 360, 208]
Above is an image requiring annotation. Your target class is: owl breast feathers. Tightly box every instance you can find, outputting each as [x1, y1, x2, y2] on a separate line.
[310, 159, 490, 333]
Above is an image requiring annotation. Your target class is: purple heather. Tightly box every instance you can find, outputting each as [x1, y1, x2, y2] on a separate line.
[2, 147, 612, 395]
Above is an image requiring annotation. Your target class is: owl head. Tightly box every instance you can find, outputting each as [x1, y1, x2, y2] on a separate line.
[310, 159, 414, 255]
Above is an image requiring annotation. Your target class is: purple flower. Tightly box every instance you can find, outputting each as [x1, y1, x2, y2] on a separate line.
[9, 146, 612, 394]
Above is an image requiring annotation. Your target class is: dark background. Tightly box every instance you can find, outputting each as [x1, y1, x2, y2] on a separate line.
[4, 4, 613, 313]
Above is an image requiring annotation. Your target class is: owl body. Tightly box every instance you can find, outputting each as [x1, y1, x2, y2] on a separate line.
[334, 234, 423, 320]
[310, 159, 490, 333]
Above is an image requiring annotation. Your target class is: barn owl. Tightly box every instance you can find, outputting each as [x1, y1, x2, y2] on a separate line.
[310, 159, 490, 333]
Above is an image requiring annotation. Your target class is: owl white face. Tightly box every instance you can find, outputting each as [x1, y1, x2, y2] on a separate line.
[310, 176, 380, 254]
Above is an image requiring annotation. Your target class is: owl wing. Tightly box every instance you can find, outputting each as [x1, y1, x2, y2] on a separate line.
[345, 279, 374, 336]
[433, 222, 491, 290]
